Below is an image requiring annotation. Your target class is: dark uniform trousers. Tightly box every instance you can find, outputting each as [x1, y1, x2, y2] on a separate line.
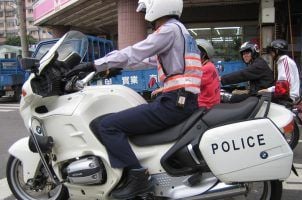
[94, 90, 198, 168]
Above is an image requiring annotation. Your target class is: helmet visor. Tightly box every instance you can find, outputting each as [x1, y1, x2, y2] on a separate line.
[136, 2, 146, 13]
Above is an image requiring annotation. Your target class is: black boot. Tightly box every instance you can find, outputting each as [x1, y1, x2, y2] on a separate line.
[111, 168, 154, 199]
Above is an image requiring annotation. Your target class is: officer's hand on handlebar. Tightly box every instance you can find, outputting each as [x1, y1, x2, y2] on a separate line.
[100, 68, 122, 78]
[65, 62, 95, 78]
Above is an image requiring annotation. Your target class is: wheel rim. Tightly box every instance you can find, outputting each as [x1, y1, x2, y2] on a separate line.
[228, 181, 272, 200]
[9, 158, 63, 200]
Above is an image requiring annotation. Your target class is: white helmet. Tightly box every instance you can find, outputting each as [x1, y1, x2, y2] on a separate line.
[196, 39, 215, 59]
[136, 0, 183, 22]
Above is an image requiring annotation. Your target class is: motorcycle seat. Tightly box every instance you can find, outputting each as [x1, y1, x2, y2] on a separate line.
[130, 108, 206, 146]
[131, 97, 259, 146]
[202, 96, 259, 127]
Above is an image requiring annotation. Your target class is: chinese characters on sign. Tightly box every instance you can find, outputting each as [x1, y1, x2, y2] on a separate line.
[121, 76, 139, 85]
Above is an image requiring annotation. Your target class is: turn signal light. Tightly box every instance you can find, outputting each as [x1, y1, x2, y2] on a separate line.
[283, 120, 294, 134]
[22, 89, 27, 97]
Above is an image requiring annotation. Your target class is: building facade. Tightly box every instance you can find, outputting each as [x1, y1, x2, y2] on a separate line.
[32, 0, 301, 66]
[0, 0, 51, 44]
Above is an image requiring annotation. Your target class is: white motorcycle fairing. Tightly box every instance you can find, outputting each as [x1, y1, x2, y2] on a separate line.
[21, 85, 173, 199]
[199, 118, 293, 183]
[8, 137, 41, 182]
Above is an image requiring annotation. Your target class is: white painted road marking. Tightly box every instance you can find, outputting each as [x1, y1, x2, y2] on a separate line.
[0, 104, 19, 113]
[0, 109, 15, 112]
[0, 178, 12, 199]
[0, 106, 19, 109]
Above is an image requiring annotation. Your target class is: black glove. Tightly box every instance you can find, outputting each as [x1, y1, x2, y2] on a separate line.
[100, 68, 122, 78]
[65, 62, 95, 78]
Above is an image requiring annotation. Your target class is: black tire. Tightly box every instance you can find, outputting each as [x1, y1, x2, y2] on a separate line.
[268, 180, 283, 200]
[6, 155, 69, 200]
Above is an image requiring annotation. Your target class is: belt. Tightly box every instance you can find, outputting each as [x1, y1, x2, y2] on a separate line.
[174, 88, 196, 97]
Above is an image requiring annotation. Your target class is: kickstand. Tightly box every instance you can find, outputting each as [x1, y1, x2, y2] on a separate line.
[292, 164, 299, 176]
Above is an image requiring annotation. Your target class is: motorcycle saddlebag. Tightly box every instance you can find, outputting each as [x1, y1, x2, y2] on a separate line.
[199, 118, 293, 183]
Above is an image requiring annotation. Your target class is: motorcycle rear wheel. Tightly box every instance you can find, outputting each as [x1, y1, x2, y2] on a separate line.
[224, 181, 282, 200]
[6, 155, 69, 200]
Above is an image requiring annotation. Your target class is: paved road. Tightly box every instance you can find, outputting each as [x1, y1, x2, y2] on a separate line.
[0, 100, 301, 200]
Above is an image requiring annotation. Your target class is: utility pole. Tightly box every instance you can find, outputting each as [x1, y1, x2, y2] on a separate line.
[16, 0, 29, 57]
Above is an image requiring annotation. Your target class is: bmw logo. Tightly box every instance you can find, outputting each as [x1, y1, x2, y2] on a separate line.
[36, 126, 43, 135]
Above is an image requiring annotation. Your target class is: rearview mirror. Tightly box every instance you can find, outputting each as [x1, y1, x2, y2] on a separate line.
[20, 57, 40, 71]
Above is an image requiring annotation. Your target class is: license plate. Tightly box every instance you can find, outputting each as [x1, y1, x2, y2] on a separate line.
[5, 91, 14, 97]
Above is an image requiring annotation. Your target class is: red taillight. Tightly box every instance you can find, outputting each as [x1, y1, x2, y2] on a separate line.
[274, 80, 290, 99]
[22, 89, 27, 97]
[283, 120, 294, 134]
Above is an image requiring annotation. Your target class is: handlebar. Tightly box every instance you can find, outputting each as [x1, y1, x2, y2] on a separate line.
[76, 72, 95, 88]
[65, 71, 95, 92]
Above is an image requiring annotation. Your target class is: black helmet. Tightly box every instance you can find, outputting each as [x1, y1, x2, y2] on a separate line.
[239, 42, 259, 59]
[267, 39, 288, 56]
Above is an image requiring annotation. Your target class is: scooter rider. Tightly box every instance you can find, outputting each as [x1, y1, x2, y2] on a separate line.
[197, 39, 220, 109]
[220, 42, 274, 102]
[259, 39, 300, 102]
[92, 0, 202, 199]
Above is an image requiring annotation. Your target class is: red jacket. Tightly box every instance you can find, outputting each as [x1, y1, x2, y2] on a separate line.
[198, 61, 221, 109]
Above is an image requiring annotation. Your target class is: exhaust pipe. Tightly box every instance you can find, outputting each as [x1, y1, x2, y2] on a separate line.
[183, 183, 247, 200]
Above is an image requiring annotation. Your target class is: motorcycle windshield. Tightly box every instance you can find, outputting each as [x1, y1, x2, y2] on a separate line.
[39, 31, 88, 73]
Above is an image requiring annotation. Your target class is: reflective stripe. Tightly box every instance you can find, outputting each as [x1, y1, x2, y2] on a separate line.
[186, 66, 203, 71]
[185, 56, 202, 62]
[186, 61, 203, 67]
[163, 76, 201, 93]
[166, 74, 201, 81]
[157, 22, 202, 94]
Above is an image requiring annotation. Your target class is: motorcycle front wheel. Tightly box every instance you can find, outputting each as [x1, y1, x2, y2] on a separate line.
[6, 155, 69, 200]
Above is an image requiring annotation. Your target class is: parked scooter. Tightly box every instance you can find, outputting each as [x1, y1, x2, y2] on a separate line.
[7, 31, 295, 200]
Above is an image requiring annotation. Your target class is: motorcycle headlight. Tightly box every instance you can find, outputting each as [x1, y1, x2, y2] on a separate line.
[30, 117, 45, 136]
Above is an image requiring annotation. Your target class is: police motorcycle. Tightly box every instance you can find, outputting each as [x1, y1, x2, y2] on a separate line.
[6, 30, 295, 200]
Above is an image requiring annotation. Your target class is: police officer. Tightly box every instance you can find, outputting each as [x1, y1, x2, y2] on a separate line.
[220, 42, 274, 102]
[197, 39, 220, 109]
[92, 0, 202, 199]
[260, 39, 300, 102]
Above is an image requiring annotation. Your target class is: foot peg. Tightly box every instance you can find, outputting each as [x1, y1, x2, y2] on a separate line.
[186, 173, 203, 187]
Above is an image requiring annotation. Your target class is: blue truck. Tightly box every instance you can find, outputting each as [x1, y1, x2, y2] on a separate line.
[0, 59, 26, 100]
[5, 35, 246, 101]
[102, 60, 246, 96]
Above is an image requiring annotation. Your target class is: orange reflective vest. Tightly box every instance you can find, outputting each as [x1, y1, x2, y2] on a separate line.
[157, 23, 202, 94]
